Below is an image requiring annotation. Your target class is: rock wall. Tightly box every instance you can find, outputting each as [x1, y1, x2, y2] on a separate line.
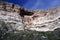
[25, 7, 60, 31]
[0, 1, 60, 31]
[0, 1, 25, 31]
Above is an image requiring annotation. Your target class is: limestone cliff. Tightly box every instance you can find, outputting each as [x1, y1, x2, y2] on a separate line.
[0, 1, 60, 31]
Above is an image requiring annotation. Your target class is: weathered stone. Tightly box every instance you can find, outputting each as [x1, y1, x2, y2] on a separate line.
[0, 1, 60, 32]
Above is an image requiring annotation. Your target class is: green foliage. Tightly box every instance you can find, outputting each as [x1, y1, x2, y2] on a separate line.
[0, 21, 60, 40]
[0, 30, 60, 40]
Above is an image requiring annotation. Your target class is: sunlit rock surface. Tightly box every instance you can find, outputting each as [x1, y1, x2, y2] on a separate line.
[24, 7, 60, 31]
[0, 1, 60, 40]
[0, 10, 24, 30]
[0, 1, 60, 32]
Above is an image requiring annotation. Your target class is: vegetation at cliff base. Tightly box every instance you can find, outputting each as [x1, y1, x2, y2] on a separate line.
[0, 21, 60, 40]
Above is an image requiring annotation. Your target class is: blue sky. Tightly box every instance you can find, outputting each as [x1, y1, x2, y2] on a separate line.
[3, 0, 60, 10]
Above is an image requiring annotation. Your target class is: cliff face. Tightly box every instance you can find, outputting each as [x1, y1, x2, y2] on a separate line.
[0, 1, 25, 31]
[0, 1, 60, 31]
[22, 7, 60, 31]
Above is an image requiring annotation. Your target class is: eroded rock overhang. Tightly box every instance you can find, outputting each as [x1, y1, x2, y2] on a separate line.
[0, 1, 60, 32]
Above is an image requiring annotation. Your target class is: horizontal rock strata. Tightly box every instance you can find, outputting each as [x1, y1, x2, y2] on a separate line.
[0, 1, 60, 31]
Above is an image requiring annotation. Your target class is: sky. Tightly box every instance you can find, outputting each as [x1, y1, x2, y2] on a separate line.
[3, 0, 60, 10]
